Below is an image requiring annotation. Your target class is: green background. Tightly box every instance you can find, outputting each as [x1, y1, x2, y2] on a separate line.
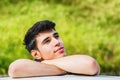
[0, 0, 120, 76]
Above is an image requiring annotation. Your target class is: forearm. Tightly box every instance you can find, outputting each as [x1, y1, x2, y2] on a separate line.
[42, 55, 100, 75]
[8, 59, 66, 78]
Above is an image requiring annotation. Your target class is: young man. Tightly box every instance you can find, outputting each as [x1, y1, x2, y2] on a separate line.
[8, 20, 100, 78]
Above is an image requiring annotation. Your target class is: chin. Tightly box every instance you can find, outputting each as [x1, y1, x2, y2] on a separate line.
[58, 54, 66, 58]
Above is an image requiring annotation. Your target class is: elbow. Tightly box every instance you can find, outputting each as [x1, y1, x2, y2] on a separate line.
[8, 64, 18, 77]
[8, 59, 26, 78]
[88, 59, 100, 75]
[8, 62, 19, 77]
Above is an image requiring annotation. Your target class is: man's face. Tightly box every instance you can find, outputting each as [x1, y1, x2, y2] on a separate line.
[35, 30, 66, 60]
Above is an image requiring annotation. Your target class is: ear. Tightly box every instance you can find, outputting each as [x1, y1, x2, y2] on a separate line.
[31, 50, 41, 59]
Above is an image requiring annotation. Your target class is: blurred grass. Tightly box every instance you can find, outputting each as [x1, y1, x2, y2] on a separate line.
[0, 0, 120, 75]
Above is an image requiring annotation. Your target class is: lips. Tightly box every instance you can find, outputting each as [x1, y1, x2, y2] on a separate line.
[55, 47, 64, 53]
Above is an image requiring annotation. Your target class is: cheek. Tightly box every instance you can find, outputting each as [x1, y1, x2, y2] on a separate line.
[60, 40, 64, 45]
[41, 46, 55, 60]
[41, 45, 53, 53]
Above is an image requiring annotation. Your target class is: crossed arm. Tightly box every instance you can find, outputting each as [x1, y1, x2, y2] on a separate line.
[8, 59, 66, 78]
[8, 55, 100, 78]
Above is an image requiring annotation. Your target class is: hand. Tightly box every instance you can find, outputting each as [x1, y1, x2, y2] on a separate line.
[41, 60, 53, 65]
[41, 60, 67, 74]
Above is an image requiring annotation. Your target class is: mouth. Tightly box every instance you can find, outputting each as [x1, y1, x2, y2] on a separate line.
[55, 47, 64, 53]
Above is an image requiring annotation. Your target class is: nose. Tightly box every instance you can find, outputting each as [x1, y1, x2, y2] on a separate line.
[53, 38, 60, 47]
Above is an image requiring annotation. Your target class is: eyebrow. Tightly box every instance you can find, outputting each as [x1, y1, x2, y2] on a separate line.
[41, 32, 59, 44]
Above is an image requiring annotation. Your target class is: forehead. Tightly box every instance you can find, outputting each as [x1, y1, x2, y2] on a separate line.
[35, 30, 57, 43]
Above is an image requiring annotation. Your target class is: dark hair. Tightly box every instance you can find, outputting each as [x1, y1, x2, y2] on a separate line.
[23, 20, 56, 52]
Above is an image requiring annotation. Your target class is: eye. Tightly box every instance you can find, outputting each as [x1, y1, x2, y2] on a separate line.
[45, 39, 50, 44]
[55, 34, 59, 39]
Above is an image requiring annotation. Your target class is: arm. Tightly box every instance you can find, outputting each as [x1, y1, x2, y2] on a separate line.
[42, 55, 100, 75]
[8, 59, 66, 78]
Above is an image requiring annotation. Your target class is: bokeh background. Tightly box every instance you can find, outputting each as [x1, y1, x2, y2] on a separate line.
[0, 0, 120, 76]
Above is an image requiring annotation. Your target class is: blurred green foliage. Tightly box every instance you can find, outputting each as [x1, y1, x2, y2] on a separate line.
[0, 0, 120, 75]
